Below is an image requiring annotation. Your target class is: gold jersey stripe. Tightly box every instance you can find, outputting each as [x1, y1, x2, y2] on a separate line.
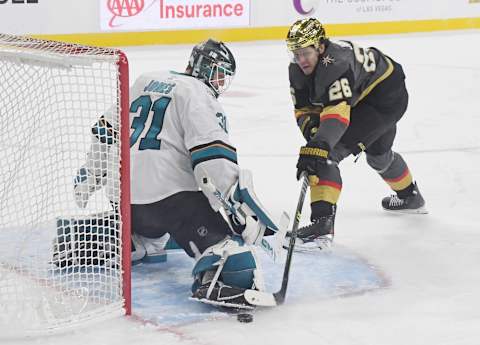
[320, 101, 350, 123]
[354, 57, 394, 106]
[294, 106, 322, 119]
[310, 184, 341, 204]
[299, 116, 311, 134]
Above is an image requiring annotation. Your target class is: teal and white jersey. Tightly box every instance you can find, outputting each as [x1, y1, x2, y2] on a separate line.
[127, 71, 238, 207]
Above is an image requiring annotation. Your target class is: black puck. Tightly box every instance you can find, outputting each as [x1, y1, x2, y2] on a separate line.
[237, 312, 253, 323]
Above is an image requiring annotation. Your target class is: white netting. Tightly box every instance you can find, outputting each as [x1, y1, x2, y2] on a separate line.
[0, 34, 129, 337]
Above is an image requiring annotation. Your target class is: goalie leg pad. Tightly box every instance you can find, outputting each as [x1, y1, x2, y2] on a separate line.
[52, 211, 120, 269]
[191, 238, 258, 292]
[131, 232, 169, 265]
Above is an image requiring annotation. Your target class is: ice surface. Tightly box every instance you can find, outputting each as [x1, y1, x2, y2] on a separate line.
[132, 247, 386, 326]
[6, 30, 480, 345]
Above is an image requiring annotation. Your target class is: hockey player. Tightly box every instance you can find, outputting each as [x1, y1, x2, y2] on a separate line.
[73, 39, 278, 309]
[286, 18, 427, 250]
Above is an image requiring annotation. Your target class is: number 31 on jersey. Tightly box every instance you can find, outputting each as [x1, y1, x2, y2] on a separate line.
[130, 95, 171, 150]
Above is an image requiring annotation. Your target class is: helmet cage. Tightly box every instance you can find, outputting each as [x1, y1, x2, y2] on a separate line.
[189, 40, 236, 96]
[207, 59, 234, 95]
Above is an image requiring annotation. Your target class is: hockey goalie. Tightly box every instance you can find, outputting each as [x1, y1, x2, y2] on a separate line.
[54, 39, 281, 310]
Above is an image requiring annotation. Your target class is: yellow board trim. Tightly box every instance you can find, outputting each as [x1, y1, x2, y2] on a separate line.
[31, 27, 289, 47]
[30, 17, 480, 47]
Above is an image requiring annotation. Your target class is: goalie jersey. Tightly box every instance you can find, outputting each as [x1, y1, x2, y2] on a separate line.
[126, 71, 239, 207]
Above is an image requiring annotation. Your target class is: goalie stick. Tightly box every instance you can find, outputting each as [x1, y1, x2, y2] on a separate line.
[200, 176, 289, 263]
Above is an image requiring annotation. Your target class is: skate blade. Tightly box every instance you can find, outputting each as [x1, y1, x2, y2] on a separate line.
[382, 206, 428, 214]
[283, 236, 333, 252]
[189, 296, 255, 310]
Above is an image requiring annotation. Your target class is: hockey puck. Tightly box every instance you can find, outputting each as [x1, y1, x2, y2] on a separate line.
[237, 312, 253, 323]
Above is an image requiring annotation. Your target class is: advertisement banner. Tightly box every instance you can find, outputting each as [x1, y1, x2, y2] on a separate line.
[100, 0, 250, 31]
[0, 0, 99, 35]
[0, 0, 478, 41]
[288, 0, 480, 24]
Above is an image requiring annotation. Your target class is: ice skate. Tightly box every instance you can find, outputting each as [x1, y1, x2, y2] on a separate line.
[286, 214, 334, 251]
[382, 182, 427, 214]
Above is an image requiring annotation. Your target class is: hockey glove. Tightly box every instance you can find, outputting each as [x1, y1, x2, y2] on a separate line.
[296, 142, 329, 180]
[73, 116, 118, 208]
[73, 167, 107, 208]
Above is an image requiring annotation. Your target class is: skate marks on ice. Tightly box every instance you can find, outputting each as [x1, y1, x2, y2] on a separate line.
[131, 246, 389, 326]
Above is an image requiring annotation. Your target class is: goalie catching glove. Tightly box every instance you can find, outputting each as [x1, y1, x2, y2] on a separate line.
[74, 166, 107, 208]
[74, 116, 119, 208]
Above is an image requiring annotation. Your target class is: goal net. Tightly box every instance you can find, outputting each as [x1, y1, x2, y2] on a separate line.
[0, 33, 131, 337]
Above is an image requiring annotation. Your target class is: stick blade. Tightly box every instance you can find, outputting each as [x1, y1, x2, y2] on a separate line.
[244, 289, 277, 307]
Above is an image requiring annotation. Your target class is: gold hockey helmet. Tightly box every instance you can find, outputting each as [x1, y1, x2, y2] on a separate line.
[286, 18, 327, 51]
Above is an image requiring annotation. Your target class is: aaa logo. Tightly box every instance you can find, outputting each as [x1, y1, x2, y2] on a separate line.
[108, 0, 144, 17]
[107, 0, 145, 27]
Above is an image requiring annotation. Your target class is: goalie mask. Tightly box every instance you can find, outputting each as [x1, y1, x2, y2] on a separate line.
[286, 18, 327, 52]
[188, 39, 236, 96]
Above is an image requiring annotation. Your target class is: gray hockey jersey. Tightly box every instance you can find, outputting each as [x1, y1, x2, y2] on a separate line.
[289, 39, 394, 109]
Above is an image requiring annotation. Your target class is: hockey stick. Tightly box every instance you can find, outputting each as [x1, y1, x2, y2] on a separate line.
[273, 172, 309, 304]
[243, 173, 309, 307]
[199, 173, 308, 308]
[200, 176, 288, 263]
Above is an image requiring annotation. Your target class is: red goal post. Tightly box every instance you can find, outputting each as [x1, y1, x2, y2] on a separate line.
[0, 33, 131, 337]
